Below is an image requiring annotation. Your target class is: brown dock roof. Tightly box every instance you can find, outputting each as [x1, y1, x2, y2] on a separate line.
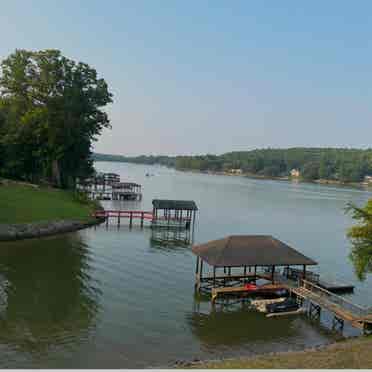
[152, 199, 198, 210]
[192, 235, 317, 267]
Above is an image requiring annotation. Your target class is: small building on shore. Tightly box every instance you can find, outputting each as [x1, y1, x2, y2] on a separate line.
[363, 175, 372, 184]
[229, 168, 243, 175]
[290, 169, 300, 178]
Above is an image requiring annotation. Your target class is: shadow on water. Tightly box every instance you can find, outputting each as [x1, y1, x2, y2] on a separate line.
[188, 308, 298, 346]
[187, 298, 343, 359]
[0, 233, 101, 354]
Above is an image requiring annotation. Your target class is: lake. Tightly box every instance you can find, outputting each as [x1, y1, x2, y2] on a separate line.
[0, 161, 371, 368]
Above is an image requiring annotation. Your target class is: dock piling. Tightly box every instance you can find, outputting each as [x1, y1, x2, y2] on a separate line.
[332, 315, 344, 333]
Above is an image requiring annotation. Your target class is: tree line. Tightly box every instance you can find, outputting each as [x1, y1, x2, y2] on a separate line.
[175, 148, 372, 182]
[0, 49, 112, 188]
[96, 148, 372, 183]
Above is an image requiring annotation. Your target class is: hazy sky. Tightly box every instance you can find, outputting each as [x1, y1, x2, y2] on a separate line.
[1, 1, 372, 155]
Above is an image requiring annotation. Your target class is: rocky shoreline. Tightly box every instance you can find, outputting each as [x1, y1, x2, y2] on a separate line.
[172, 335, 370, 369]
[0, 218, 103, 242]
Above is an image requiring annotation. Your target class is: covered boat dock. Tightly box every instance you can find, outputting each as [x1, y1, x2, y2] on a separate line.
[192, 235, 317, 302]
[151, 199, 198, 230]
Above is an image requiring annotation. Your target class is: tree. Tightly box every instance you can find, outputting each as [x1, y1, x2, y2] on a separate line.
[319, 155, 334, 179]
[0, 49, 113, 188]
[346, 200, 372, 280]
[301, 161, 319, 181]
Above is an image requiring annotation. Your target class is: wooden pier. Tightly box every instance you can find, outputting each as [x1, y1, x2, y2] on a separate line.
[211, 283, 288, 304]
[291, 279, 372, 334]
[94, 210, 153, 227]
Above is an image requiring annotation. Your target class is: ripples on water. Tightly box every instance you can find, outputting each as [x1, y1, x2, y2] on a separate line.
[0, 161, 370, 367]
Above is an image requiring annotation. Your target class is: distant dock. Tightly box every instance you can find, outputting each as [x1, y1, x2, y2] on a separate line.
[77, 173, 142, 201]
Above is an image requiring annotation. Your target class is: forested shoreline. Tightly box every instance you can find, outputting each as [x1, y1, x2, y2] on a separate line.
[94, 147, 372, 183]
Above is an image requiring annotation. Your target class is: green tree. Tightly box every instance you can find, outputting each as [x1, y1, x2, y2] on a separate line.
[319, 155, 334, 179]
[0, 49, 113, 187]
[301, 161, 319, 181]
[347, 200, 372, 280]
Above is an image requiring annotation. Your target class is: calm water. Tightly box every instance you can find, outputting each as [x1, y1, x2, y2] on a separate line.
[0, 161, 371, 368]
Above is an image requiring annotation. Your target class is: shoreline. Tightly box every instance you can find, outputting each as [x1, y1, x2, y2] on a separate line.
[174, 335, 372, 369]
[175, 167, 372, 190]
[0, 217, 103, 242]
[94, 160, 372, 190]
[0, 179, 105, 241]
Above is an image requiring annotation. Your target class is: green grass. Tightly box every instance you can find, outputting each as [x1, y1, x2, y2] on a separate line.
[191, 336, 372, 369]
[0, 184, 97, 224]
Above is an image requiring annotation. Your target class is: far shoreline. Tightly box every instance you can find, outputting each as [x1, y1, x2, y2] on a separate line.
[94, 160, 372, 192]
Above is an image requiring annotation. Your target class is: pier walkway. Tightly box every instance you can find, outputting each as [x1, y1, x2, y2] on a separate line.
[291, 279, 372, 333]
[94, 210, 153, 227]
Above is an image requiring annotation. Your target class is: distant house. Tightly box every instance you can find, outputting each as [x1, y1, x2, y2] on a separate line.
[363, 175, 372, 184]
[229, 169, 243, 175]
[290, 169, 300, 178]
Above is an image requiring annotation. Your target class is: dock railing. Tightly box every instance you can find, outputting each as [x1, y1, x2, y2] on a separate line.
[300, 279, 370, 318]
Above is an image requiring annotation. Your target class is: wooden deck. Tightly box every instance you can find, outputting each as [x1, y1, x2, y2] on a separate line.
[200, 272, 272, 282]
[211, 283, 288, 303]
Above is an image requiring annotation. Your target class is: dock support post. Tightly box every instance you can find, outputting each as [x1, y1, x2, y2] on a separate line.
[117, 212, 120, 227]
[106, 212, 109, 227]
[309, 302, 321, 320]
[332, 315, 344, 333]
[295, 294, 304, 306]
[192, 210, 196, 235]
[141, 212, 144, 228]
[129, 212, 133, 228]
[196, 259, 203, 292]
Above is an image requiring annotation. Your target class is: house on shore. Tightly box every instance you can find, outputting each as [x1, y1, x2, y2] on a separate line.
[290, 169, 300, 178]
[229, 168, 243, 175]
[363, 175, 372, 185]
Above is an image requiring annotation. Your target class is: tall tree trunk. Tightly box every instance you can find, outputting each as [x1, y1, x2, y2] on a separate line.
[52, 159, 61, 188]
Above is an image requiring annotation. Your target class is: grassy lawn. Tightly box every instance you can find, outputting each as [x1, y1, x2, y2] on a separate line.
[0, 184, 96, 224]
[192, 336, 372, 369]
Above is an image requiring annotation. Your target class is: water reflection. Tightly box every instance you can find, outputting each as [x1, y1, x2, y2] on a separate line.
[149, 227, 193, 251]
[188, 301, 300, 346]
[0, 233, 101, 353]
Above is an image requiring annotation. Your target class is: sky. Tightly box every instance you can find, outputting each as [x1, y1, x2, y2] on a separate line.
[1, 1, 372, 156]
